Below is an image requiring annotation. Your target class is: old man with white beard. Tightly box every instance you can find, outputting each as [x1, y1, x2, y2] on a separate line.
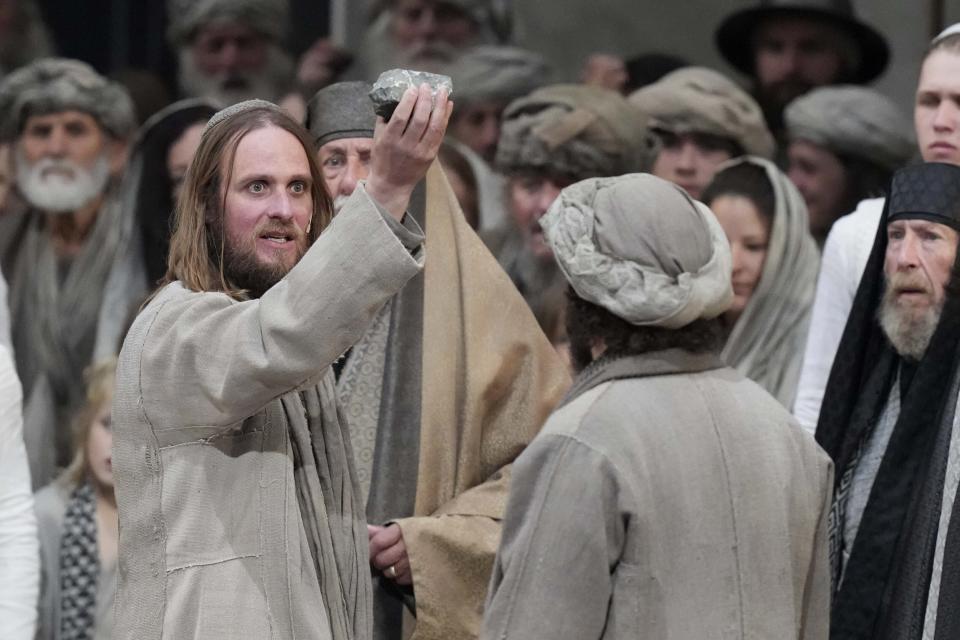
[816, 162, 960, 638]
[167, 0, 295, 108]
[0, 59, 135, 488]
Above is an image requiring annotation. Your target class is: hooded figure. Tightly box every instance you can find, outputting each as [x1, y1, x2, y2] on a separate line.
[0, 59, 135, 488]
[483, 173, 832, 639]
[307, 82, 570, 640]
[816, 162, 960, 639]
[93, 98, 220, 361]
[702, 156, 820, 408]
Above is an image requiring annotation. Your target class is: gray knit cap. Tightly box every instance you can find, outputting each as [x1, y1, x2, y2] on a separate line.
[785, 85, 915, 171]
[446, 45, 550, 106]
[167, 0, 289, 46]
[306, 82, 376, 147]
[203, 99, 284, 135]
[0, 58, 136, 142]
[629, 66, 774, 159]
[496, 84, 653, 179]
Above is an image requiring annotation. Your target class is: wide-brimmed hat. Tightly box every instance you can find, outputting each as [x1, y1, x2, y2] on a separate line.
[716, 0, 889, 84]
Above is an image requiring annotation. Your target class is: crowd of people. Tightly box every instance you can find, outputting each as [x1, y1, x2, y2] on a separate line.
[1, 0, 959, 639]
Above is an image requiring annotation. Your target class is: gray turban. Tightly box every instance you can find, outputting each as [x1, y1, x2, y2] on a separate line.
[0, 58, 136, 142]
[629, 66, 774, 159]
[167, 0, 289, 46]
[496, 84, 653, 179]
[541, 173, 733, 328]
[785, 85, 915, 171]
[446, 46, 550, 106]
[306, 82, 375, 147]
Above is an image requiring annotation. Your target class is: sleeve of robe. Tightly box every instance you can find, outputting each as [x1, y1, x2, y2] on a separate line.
[135, 185, 424, 429]
[801, 459, 833, 640]
[481, 433, 625, 640]
[0, 345, 39, 640]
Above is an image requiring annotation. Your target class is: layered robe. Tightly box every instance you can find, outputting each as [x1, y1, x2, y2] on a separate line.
[338, 163, 570, 640]
[0, 187, 131, 488]
[112, 186, 421, 639]
[484, 350, 833, 639]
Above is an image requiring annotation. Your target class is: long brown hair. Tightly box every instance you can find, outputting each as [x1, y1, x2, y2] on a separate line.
[164, 105, 332, 299]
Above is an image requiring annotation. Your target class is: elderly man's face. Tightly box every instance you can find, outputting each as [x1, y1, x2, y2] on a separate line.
[652, 131, 737, 200]
[753, 16, 847, 111]
[318, 137, 373, 214]
[192, 21, 268, 77]
[786, 139, 848, 238]
[880, 219, 958, 359]
[450, 100, 505, 163]
[508, 172, 574, 260]
[220, 125, 312, 296]
[915, 49, 960, 165]
[15, 110, 122, 212]
[391, 0, 478, 65]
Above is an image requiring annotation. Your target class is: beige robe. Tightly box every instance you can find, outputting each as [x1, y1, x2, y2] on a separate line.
[112, 186, 422, 640]
[393, 164, 571, 639]
[484, 350, 833, 639]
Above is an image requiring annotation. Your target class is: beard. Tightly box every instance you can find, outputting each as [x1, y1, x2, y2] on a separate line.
[756, 77, 815, 133]
[878, 272, 944, 361]
[15, 149, 111, 214]
[392, 40, 460, 73]
[219, 218, 309, 298]
[177, 45, 294, 106]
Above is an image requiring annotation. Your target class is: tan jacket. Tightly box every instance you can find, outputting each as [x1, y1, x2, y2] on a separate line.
[484, 350, 833, 639]
[112, 187, 423, 640]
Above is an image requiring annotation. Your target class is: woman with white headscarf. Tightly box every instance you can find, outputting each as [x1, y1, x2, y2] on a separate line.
[702, 156, 820, 408]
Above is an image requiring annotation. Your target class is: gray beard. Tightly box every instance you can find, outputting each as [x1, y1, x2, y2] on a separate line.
[878, 287, 943, 361]
[14, 149, 111, 214]
[177, 45, 293, 106]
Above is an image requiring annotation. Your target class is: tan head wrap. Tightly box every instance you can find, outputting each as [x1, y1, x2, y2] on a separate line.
[785, 85, 915, 171]
[496, 84, 653, 179]
[446, 45, 550, 106]
[629, 66, 774, 159]
[167, 0, 289, 45]
[0, 58, 136, 142]
[541, 173, 733, 328]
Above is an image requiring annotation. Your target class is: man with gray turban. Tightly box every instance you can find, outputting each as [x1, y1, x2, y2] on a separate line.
[485, 83, 652, 334]
[482, 173, 832, 639]
[785, 85, 914, 243]
[0, 58, 135, 487]
[168, 0, 296, 107]
[629, 66, 774, 200]
[307, 80, 569, 640]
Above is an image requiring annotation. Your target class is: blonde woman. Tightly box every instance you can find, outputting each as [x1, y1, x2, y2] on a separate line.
[34, 360, 117, 640]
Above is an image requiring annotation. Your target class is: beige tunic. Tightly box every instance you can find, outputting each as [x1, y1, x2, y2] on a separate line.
[112, 186, 423, 640]
[483, 351, 832, 639]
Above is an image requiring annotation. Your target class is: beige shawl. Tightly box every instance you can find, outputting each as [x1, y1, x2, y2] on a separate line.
[394, 163, 571, 639]
[719, 156, 820, 408]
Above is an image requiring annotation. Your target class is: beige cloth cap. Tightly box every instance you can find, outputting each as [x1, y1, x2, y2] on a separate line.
[541, 173, 733, 328]
[785, 85, 914, 170]
[629, 66, 774, 159]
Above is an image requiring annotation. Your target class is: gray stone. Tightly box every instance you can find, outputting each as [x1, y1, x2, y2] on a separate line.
[368, 69, 453, 121]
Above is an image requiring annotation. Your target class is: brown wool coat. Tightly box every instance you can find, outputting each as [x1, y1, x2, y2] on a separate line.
[112, 188, 422, 640]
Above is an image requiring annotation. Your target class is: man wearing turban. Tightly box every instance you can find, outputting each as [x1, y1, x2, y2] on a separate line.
[0, 59, 135, 487]
[482, 173, 832, 638]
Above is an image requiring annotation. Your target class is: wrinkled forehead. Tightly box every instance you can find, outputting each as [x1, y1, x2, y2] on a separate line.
[887, 217, 960, 237]
[19, 108, 106, 137]
[318, 137, 374, 157]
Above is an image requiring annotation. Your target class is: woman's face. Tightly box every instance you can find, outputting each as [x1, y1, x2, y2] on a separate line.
[86, 401, 113, 492]
[710, 194, 771, 319]
[167, 122, 206, 204]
